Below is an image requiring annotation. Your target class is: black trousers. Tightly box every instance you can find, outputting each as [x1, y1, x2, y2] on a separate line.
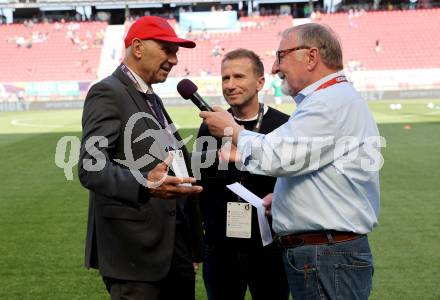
[103, 223, 195, 300]
[103, 267, 195, 300]
[203, 243, 289, 300]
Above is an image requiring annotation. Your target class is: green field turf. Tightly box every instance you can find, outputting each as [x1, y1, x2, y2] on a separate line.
[0, 99, 439, 299]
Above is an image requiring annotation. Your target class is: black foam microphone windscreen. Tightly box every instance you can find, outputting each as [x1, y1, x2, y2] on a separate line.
[177, 79, 213, 111]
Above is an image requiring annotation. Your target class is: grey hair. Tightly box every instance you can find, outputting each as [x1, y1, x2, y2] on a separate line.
[282, 23, 343, 70]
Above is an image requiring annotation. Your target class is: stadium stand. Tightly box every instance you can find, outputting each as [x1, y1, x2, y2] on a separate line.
[171, 8, 440, 76]
[170, 15, 292, 77]
[1, 9, 439, 86]
[0, 21, 107, 82]
[315, 8, 440, 70]
[1, 0, 217, 5]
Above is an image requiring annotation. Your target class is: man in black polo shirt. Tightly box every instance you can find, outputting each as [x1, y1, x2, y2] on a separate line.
[197, 49, 289, 300]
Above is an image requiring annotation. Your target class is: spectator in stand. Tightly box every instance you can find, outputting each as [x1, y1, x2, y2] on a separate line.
[291, 4, 299, 18]
[375, 39, 381, 53]
[54, 21, 62, 31]
[212, 44, 224, 57]
[303, 5, 311, 17]
[185, 26, 194, 40]
[17, 90, 25, 101]
[348, 8, 358, 28]
[409, 0, 417, 9]
[80, 41, 89, 51]
[94, 30, 104, 46]
[311, 9, 322, 20]
[347, 60, 363, 71]
[270, 75, 285, 105]
[24, 19, 34, 29]
[16, 36, 25, 47]
[202, 29, 210, 41]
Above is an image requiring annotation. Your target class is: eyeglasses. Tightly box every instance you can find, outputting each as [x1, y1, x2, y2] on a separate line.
[276, 46, 310, 64]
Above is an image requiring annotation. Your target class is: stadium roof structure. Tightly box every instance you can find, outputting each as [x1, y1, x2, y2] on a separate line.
[0, 0, 241, 9]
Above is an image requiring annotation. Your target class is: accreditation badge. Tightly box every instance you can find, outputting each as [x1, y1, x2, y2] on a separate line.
[168, 149, 191, 186]
[226, 202, 252, 239]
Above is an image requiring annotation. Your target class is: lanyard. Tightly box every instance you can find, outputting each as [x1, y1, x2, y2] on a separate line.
[252, 103, 264, 134]
[120, 64, 168, 126]
[234, 103, 264, 133]
[236, 103, 264, 202]
[120, 64, 179, 149]
[314, 75, 347, 92]
[120, 64, 143, 92]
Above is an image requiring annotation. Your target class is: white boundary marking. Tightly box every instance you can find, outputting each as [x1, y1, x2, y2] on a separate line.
[425, 110, 440, 115]
[171, 123, 201, 129]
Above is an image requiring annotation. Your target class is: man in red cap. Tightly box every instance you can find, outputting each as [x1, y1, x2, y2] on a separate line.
[79, 16, 202, 300]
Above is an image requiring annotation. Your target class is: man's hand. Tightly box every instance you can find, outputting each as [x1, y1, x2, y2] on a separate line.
[199, 106, 243, 144]
[262, 193, 273, 217]
[193, 262, 199, 273]
[147, 154, 202, 199]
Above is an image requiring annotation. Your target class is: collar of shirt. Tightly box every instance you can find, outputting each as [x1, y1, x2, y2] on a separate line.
[125, 65, 154, 94]
[233, 103, 268, 122]
[295, 71, 345, 105]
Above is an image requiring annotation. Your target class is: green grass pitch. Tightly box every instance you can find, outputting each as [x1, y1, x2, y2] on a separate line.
[0, 99, 439, 299]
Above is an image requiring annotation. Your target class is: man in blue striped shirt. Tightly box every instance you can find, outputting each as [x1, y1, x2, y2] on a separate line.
[200, 23, 383, 300]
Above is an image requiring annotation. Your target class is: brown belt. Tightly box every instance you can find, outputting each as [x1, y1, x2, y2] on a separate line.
[276, 231, 363, 248]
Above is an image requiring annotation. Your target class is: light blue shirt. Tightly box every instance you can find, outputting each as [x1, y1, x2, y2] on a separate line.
[238, 72, 381, 235]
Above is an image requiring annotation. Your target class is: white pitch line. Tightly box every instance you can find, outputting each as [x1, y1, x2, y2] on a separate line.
[425, 110, 440, 115]
[170, 123, 201, 129]
[11, 119, 66, 128]
[179, 125, 202, 129]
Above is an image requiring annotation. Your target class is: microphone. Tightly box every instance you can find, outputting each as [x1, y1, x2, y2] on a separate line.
[177, 79, 213, 112]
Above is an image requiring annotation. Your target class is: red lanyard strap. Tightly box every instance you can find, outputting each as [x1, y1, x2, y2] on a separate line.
[315, 76, 347, 92]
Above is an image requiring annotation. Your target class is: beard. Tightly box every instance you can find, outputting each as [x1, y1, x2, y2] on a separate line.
[281, 78, 295, 97]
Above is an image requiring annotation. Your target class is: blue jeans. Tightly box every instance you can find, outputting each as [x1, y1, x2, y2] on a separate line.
[282, 235, 373, 300]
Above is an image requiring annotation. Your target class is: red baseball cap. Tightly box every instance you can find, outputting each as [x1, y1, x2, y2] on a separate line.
[124, 16, 196, 49]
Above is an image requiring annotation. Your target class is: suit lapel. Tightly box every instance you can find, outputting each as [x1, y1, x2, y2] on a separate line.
[112, 66, 167, 162]
[113, 66, 191, 168]
[113, 66, 159, 130]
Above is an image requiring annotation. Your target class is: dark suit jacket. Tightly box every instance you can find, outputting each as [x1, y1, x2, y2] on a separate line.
[78, 65, 202, 282]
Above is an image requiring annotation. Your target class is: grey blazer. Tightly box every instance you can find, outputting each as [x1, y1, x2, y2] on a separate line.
[78, 65, 202, 281]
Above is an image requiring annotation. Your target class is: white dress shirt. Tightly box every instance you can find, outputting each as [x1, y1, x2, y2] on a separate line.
[125, 65, 153, 94]
[237, 72, 381, 235]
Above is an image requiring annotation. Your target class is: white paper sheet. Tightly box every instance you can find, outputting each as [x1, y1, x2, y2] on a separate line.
[226, 182, 273, 246]
[169, 150, 191, 186]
